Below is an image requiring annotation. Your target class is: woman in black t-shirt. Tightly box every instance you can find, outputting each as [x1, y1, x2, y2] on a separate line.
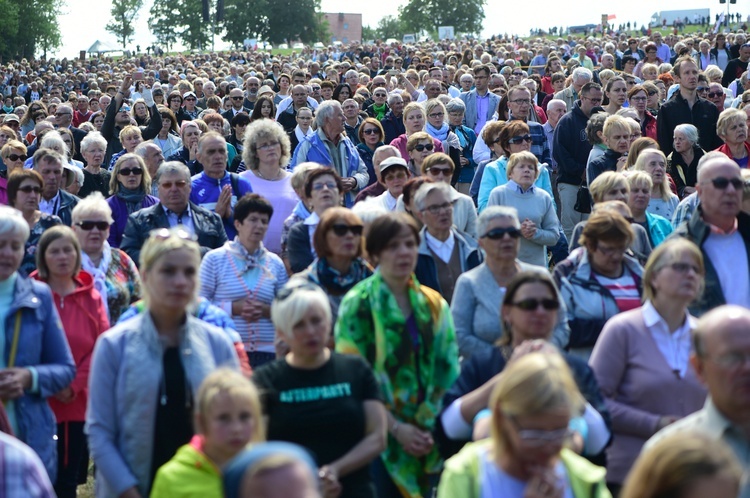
[253, 282, 386, 498]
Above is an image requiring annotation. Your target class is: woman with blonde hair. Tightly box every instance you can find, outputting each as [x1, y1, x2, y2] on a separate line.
[626, 171, 673, 249]
[389, 102, 444, 160]
[634, 148, 678, 221]
[437, 350, 610, 498]
[715, 107, 750, 168]
[620, 432, 741, 498]
[106, 153, 158, 248]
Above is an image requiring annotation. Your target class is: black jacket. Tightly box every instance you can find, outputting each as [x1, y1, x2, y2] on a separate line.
[120, 201, 227, 266]
[287, 221, 314, 273]
[587, 149, 623, 186]
[656, 92, 721, 157]
[101, 101, 162, 168]
[54, 190, 80, 227]
[381, 110, 405, 145]
[553, 101, 592, 186]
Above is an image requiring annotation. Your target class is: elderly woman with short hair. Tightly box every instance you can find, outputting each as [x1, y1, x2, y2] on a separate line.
[108, 125, 145, 170]
[634, 148, 679, 221]
[107, 153, 159, 248]
[451, 206, 569, 359]
[486, 151, 559, 266]
[668, 124, 705, 199]
[626, 171, 673, 249]
[445, 98, 478, 193]
[715, 107, 750, 168]
[72, 192, 142, 323]
[79, 131, 112, 198]
[239, 120, 296, 255]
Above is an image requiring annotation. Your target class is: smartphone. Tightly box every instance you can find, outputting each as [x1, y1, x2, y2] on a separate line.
[132, 70, 145, 81]
[388, 69, 398, 76]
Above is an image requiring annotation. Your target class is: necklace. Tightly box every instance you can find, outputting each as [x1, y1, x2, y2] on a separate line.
[255, 167, 283, 181]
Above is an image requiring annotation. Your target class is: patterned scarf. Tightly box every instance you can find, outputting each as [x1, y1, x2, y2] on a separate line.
[315, 257, 373, 296]
[117, 185, 148, 214]
[81, 243, 112, 320]
[226, 238, 266, 274]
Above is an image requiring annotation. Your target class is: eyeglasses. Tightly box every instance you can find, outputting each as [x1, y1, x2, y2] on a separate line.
[75, 220, 111, 231]
[6, 153, 27, 161]
[331, 224, 363, 236]
[371, 82, 386, 87]
[482, 227, 522, 239]
[696, 86, 708, 93]
[311, 86, 321, 91]
[664, 262, 701, 274]
[231, 96, 244, 100]
[422, 201, 452, 214]
[119, 167, 143, 176]
[55, 112, 72, 117]
[509, 417, 572, 447]
[512, 298, 560, 311]
[426, 166, 453, 176]
[647, 91, 658, 96]
[311, 181, 338, 191]
[707, 176, 744, 190]
[428, 112, 444, 119]
[596, 243, 627, 256]
[509, 99, 532, 105]
[706, 352, 750, 370]
[413, 143, 434, 152]
[512, 72, 524, 76]
[631, 96, 648, 102]
[508, 135, 533, 145]
[257, 141, 280, 150]
[362, 128, 380, 135]
[184, 97, 196, 101]
[373, 93, 387, 98]
[707, 92, 723, 98]
[159, 180, 188, 189]
[17, 185, 41, 194]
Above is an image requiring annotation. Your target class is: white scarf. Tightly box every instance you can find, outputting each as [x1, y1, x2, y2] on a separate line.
[295, 125, 314, 143]
[81, 242, 112, 320]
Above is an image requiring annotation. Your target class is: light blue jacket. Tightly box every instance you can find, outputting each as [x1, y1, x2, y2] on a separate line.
[4, 275, 76, 481]
[477, 156, 554, 212]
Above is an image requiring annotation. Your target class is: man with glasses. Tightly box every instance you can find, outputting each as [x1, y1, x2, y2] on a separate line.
[554, 67, 592, 111]
[121, 161, 227, 265]
[459, 65, 499, 135]
[647, 305, 750, 498]
[413, 181, 482, 304]
[657, 57, 720, 157]
[54, 103, 87, 163]
[722, 43, 750, 88]
[671, 152, 750, 314]
[553, 82, 603, 240]
[221, 87, 251, 121]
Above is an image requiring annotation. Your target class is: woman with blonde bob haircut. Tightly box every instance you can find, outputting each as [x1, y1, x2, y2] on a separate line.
[438, 351, 610, 498]
[620, 432, 742, 498]
[634, 148, 678, 220]
[715, 107, 750, 167]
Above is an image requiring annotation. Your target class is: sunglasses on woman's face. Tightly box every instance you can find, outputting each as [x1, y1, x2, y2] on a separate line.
[511, 298, 560, 311]
[119, 167, 143, 176]
[17, 185, 41, 194]
[508, 135, 533, 145]
[331, 224, 363, 237]
[75, 220, 111, 231]
[414, 143, 434, 152]
[6, 153, 26, 161]
[481, 227, 521, 239]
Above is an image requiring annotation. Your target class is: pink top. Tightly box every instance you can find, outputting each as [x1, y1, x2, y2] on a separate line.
[0, 177, 6, 205]
[239, 172, 298, 255]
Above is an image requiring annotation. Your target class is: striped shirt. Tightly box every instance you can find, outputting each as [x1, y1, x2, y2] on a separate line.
[595, 270, 641, 313]
[199, 242, 288, 353]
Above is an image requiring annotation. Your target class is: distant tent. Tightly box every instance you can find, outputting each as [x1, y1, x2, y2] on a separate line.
[87, 40, 119, 55]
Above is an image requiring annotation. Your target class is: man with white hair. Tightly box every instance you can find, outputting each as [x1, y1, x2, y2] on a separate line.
[291, 100, 369, 207]
[554, 67, 593, 111]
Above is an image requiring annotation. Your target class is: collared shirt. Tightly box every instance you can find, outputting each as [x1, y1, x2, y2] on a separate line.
[642, 300, 695, 378]
[381, 190, 398, 211]
[507, 114, 551, 165]
[0, 431, 55, 498]
[543, 121, 557, 170]
[425, 229, 455, 264]
[162, 203, 196, 235]
[505, 179, 535, 194]
[475, 92, 490, 135]
[39, 191, 60, 216]
[704, 225, 750, 308]
[303, 211, 320, 258]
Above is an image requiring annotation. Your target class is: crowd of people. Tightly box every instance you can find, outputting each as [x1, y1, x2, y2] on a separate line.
[1, 24, 750, 498]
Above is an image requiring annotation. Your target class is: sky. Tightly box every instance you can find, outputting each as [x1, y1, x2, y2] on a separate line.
[55, 0, 744, 58]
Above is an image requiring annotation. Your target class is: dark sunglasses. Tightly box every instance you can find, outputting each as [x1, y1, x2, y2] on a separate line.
[707, 92, 723, 98]
[119, 167, 143, 176]
[512, 298, 560, 311]
[76, 220, 111, 231]
[7, 153, 27, 161]
[184, 97, 196, 101]
[427, 166, 453, 176]
[696, 86, 708, 92]
[709, 177, 744, 190]
[231, 96, 244, 100]
[362, 128, 380, 135]
[481, 227, 522, 239]
[17, 185, 41, 193]
[508, 134, 533, 145]
[331, 224, 363, 236]
[159, 180, 188, 189]
[414, 143, 434, 152]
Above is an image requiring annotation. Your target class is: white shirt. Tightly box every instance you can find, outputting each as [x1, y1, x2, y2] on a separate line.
[374, 190, 398, 211]
[425, 230, 455, 264]
[303, 211, 320, 258]
[642, 301, 695, 378]
[162, 203, 196, 236]
[703, 229, 750, 308]
[38, 192, 60, 216]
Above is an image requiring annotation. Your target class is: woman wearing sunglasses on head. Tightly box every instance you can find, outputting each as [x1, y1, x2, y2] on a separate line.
[477, 120, 553, 213]
[7, 169, 63, 276]
[450, 207, 570, 360]
[289, 207, 372, 326]
[589, 239, 707, 495]
[71, 192, 142, 323]
[437, 348, 611, 498]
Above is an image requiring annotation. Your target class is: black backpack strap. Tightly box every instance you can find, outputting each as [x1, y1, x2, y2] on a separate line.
[229, 172, 241, 198]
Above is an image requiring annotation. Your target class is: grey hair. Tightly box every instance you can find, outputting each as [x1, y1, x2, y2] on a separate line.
[315, 100, 341, 128]
[696, 151, 737, 183]
[133, 140, 160, 158]
[351, 196, 389, 225]
[0, 205, 30, 243]
[154, 161, 191, 184]
[571, 67, 593, 83]
[344, 69, 359, 79]
[445, 98, 466, 114]
[387, 92, 403, 107]
[547, 99, 567, 111]
[71, 191, 114, 224]
[520, 78, 537, 91]
[80, 131, 108, 154]
[674, 123, 699, 145]
[203, 81, 216, 91]
[476, 205, 520, 237]
[40, 130, 66, 153]
[460, 73, 474, 82]
[291, 162, 323, 191]
[413, 181, 453, 213]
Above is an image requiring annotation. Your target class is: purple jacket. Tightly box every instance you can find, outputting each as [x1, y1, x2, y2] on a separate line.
[106, 194, 160, 248]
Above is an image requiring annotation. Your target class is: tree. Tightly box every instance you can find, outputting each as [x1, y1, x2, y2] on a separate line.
[149, 0, 213, 50]
[362, 25, 377, 42]
[375, 15, 405, 40]
[10, 0, 62, 58]
[220, 0, 268, 48]
[260, 0, 327, 44]
[398, 0, 485, 35]
[106, 0, 144, 49]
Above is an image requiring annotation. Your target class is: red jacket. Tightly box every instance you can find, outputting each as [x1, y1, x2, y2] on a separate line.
[31, 270, 109, 422]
